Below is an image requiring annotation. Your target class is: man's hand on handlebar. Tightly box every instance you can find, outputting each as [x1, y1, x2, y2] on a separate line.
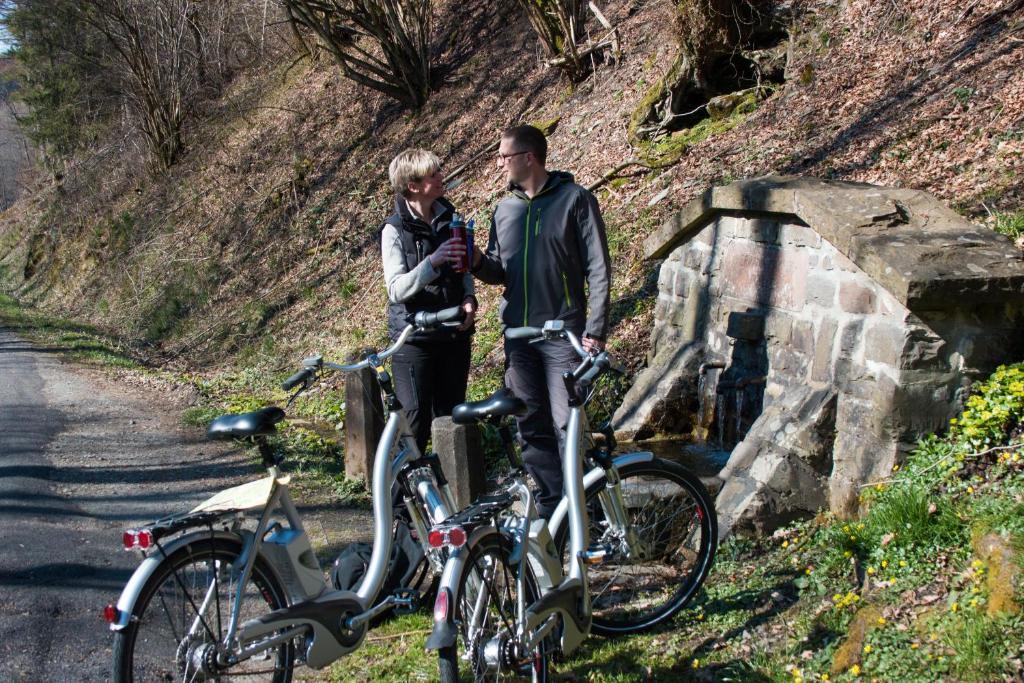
[582, 335, 605, 355]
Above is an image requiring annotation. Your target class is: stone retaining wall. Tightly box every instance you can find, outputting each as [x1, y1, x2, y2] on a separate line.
[617, 176, 1024, 535]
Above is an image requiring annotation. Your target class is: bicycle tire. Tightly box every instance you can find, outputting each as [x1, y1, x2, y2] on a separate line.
[554, 457, 717, 636]
[438, 531, 549, 683]
[112, 537, 294, 683]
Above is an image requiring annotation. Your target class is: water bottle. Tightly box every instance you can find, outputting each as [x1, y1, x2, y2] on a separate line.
[450, 212, 468, 273]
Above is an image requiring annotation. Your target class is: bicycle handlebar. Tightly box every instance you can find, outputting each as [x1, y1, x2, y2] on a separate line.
[282, 306, 466, 389]
[281, 367, 315, 391]
[504, 321, 623, 389]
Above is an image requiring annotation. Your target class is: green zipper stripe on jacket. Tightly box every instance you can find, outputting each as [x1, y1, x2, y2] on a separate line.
[562, 271, 572, 307]
[523, 200, 532, 325]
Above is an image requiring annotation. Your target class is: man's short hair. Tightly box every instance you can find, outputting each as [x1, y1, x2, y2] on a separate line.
[501, 125, 547, 165]
[389, 148, 441, 196]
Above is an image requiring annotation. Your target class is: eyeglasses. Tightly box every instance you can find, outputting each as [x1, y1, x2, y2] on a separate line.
[497, 150, 530, 163]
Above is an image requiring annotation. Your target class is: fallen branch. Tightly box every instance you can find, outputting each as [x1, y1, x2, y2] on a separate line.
[587, 158, 653, 192]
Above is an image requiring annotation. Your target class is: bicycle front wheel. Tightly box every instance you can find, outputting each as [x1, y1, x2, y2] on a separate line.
[557, 457, 717, 636]
[112, 537, 294, 682]
[438, 531, 549, 683]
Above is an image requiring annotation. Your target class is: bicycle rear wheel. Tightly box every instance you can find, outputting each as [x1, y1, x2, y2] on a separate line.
[438, 532, 548, 683]
[112, 537, 294, 682]
[557, 458, 717, 635]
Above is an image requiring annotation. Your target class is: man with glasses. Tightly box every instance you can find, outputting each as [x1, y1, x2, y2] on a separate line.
[471, 125, 611, 520]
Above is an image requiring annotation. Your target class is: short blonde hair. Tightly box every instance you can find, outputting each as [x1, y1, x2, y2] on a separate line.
[389, 149, 441, 196]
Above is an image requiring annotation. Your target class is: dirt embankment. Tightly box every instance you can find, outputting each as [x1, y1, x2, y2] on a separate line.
[0, 0, 1020, 378]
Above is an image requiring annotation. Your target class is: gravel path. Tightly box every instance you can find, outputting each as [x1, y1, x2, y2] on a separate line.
[0, 327, 371, 682]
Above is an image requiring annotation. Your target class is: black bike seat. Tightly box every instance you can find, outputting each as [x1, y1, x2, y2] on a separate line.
[207, 407, 286, 440]
[452, 388, 527, 424]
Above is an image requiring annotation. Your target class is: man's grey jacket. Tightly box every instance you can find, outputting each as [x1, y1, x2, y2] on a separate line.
[474, 171, 611, 340]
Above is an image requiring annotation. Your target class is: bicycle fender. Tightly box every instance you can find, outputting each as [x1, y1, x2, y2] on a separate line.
[424, 526, 503, 651]
[546, 451, 655, 539]
[108, 530, 246, 631]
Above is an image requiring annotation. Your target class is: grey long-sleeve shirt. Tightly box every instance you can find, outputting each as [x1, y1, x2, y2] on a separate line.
[381, 197, 474, 304]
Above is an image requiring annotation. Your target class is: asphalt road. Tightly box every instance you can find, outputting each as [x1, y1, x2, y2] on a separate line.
[0, 328, 368, 681]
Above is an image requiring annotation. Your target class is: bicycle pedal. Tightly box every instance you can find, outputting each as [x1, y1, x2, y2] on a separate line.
[391, 588, 421, 614]
[579, 544, 614, 566]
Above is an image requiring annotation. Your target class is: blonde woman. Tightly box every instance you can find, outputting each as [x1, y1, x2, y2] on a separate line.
[381, 149, 476, 453]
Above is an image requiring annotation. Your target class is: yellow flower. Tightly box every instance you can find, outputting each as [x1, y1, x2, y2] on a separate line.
[806, 568, 813, 575]
[857, 523, 865, 530]
[899, 560, 907, 567]
[892, 464, 900, 472]
[970, 598, 979, 607]
[692, 659, 700, 669]
[881, 560, 888, 569]
[950, 602, 959, 612]
[910, 643, 919, 650]
[783, 540, 789, 548]
[877, 617, 887, 626]
[850, 664, 861, 676]
[844, 551, 853, 558]
[967, 486, 975, 494]
[863, 644, 872, 654]
[867, 566, 876, 575]
[822, 675, 830, 681]
[972, 559, 984, 568]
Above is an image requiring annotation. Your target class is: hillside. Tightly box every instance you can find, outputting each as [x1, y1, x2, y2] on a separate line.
[0, 0, 1021, 383]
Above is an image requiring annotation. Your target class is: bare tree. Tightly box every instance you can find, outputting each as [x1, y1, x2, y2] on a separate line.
[281, 0, 432, 110]
[514, 0, 589, 81]
[73, 0, 217, 171]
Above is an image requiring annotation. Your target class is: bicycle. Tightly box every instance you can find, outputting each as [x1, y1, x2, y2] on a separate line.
[423, 321, 718, 681]
[105, 307, 470, 682]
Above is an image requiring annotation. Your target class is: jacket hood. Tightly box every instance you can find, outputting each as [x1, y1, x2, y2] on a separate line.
[508, 171, 574, 200]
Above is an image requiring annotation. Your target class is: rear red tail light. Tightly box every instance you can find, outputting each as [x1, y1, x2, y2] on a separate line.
[103, 604, 119, 623]
[433, 587, 450, 622]
[426, 526, 467, 550]
[446, 526, 467, 548]
[122, 529, 154, 551]
[427, 529, 446, 548]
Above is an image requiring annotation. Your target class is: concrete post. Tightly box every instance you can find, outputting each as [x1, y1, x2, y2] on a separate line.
[431, 416, 485, 510]
[344, 363, 384, 483]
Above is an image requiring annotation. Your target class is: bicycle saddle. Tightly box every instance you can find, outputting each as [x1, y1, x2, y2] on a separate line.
[207, 406, 286, 440]
[451, 388, 527, 424]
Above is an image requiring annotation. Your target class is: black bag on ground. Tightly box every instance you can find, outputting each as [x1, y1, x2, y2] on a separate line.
[330, 519, 429, 622]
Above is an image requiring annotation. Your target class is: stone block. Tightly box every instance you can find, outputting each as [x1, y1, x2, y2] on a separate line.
[839, 280, 877, 314]
[737, 218, 781, 244]
[864, 322, 905, 367]
[673, 269, 693, 298]
[811, 319, 838, 383]
[432, 417, 486, 510]
[344, 365, 385, 482]
[657, 263, 675, 291]
[613, 341, 705, 442]
[780, 224, 821, 248]
[684, 246, 705, 270]
[765, 312, 794, 344]
[792, 319, 815, 355]
[835, 319, 865, 385]
[807, 274, 837, 307]
[726, 311, 765, 341]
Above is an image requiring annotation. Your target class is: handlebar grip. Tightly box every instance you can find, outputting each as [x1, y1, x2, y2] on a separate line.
[577, 353, 612, 387]
[281, 367, 314, 391]
[412, 306, 465, 330]
[505, 326, 544, 340]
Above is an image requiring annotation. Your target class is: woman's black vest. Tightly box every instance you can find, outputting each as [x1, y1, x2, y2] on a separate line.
[384, 202, 471, 342]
